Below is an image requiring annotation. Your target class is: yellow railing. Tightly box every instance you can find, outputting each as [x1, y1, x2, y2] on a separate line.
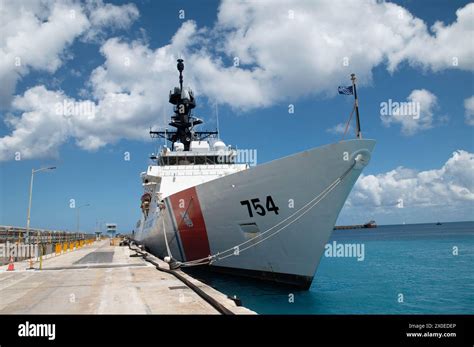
[53, 240, 94, 255]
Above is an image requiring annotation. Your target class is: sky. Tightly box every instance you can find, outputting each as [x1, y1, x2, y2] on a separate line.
[0, 0, 473, 234]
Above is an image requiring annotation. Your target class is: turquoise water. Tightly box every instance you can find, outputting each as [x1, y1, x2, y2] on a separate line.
[190, 221, 474, 314]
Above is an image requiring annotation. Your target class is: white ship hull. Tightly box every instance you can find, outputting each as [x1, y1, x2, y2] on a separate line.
[134, 139, 375, 289]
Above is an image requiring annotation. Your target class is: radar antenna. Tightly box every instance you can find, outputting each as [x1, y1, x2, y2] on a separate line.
[150, 59, 217, 151]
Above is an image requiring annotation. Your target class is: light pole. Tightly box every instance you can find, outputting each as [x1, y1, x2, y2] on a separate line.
[76, 203, 90, 233]
[95, 219, 104, 241]
[26, 167, 56, 243]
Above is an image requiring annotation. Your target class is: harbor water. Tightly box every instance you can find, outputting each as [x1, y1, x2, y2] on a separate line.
[188, 221, 474, 314]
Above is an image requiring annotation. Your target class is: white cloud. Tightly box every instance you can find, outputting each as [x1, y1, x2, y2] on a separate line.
[1, 0, 473, 160]
[326, 122, 352, 135]
[0, 21, 196, 160]
[83, 0, 139, 42]
[78, 0, 474, 113]
[1, 86, 73, 159]
[0, 1, 87, 108]
[212, 0, 473, 102]
[0, 0, 139, 109]
[386, 3, 474, 72]
[464, 96, 474, 126]
[348, 150, 474, 210]
[380, 89, 438, 135]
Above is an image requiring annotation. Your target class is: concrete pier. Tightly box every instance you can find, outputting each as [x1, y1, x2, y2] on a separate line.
[0, 240, 255, 314]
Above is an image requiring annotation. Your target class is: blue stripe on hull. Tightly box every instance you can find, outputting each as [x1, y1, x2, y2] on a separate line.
[165, 197, 186, 261]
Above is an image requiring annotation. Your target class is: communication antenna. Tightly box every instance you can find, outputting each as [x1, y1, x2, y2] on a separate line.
[177, 59, 184, 92]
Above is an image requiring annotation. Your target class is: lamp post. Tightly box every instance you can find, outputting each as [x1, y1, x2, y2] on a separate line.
[76, 203, 90, 233]
[26, 167, 56, 243]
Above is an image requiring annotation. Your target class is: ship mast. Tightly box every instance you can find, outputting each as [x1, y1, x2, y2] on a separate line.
[150, 59, 218, 151]
[350, 73, 362, 139]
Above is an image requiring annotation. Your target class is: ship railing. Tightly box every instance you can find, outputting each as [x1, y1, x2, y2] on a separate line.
[155, 164, 242, 177]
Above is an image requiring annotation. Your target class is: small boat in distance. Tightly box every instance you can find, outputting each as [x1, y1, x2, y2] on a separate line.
[334, 220, 377, 230]
[436, 222, 442, 225]
[364, 220, 377, 228]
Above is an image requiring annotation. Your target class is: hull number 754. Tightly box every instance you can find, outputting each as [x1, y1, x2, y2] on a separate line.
[240, 196, 280, 217]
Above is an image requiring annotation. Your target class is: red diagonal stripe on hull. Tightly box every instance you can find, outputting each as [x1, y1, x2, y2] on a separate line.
[168, 187, 210, 261]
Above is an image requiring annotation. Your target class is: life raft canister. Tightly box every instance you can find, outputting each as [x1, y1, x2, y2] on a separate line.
[141, 193, 152, 203]
[140, 193, 152, 217]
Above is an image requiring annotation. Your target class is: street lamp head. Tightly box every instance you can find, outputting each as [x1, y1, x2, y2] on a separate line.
[34, 166, 57, 173]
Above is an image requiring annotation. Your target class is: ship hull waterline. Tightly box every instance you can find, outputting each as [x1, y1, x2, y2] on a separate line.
[133, 139, 376, 289]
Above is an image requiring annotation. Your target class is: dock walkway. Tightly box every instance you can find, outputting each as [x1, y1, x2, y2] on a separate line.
[0, 240, 255, 314]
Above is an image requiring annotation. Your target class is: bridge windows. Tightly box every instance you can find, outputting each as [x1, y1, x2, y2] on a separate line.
[159, 155, 235, 166]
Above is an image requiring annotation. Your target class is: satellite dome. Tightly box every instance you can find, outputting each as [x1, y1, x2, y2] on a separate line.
[213, 141, 226, 151]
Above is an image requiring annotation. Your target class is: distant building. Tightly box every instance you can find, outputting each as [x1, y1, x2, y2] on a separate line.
[106, 224, 117, 238]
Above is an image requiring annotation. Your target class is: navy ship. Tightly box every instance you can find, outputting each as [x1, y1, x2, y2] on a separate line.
[133, 59, 375, 289]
